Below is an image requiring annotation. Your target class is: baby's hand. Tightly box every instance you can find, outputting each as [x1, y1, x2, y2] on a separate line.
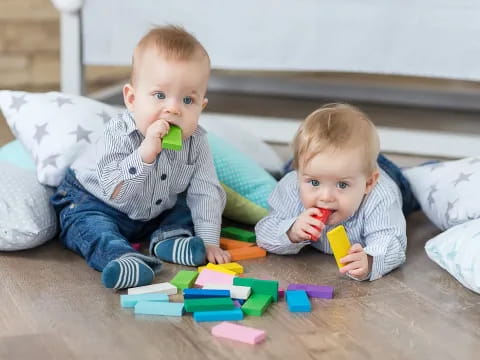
[139, 119, 170, 163]
[339, 243, 371, 280]
[206, 245, 231, 264]
[287, 208, 326, 243]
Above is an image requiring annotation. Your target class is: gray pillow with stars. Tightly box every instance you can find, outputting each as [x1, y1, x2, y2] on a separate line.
[0, 161, 57, 250]
[403, 157, 480, 230]
[0, 90, 119, 186]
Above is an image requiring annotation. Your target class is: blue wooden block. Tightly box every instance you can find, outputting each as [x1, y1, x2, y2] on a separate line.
[120, 293, 169, 308]
[193, 308, 244, 322]
[286, 290, 311, 312]
[134, 301, 184, 316]
[183, 288, 230, 299]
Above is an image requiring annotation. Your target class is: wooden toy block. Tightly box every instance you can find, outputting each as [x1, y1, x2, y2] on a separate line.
[193, 308, 244, 322]
[120, 293, 169, 308]
[194, 269, 235, 287]
[234, 299, 245, 305]
[286, 290, 311, 312]
[134, 301, 184, 316]
[183, 288, 230, 299]
[220, 227, 256, 243]
[220, 237, 255, 250]
[308, 208, 332, 241]
[202, 283, 251, 300]
[217, 262, 244, 274]
[184, 297, 234, 312]
[162, 124, 182, 151]
[252, 279, 279, 302]
[241, 293, 272, 316]
[326, 225, 351, 269]
[287, 284, 334, 299]
[206, 263, 237, 275]
[170, 270, 199, 290]
[278, 287, 285, 299]
[233, 300, 242, 308]
[228, 246, 266, 261]
[233, 277, 256, 287]
[212, 322, 266, 345]
[127, 282, 177, 295]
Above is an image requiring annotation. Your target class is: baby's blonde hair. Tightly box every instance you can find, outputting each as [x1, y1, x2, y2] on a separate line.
[131, 25, 210, 85]
[293, 103, 380, 175]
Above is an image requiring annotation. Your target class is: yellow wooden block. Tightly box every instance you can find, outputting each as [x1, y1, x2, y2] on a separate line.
[205, 263, 237, 275]
[326, 225, 351, 269]
[217, 262, 244, 274]
[197, 265, 207, 272]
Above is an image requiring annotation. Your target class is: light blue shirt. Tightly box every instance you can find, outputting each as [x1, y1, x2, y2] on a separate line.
[71, 111, 226, 246]
[255, 169, 406, 280]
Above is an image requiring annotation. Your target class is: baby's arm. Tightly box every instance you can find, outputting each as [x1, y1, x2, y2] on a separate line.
[97, 116, 163, 202]
[255, 172, 312, 255]
[187, 136, 229, 262]
[361, 196, 407, 280]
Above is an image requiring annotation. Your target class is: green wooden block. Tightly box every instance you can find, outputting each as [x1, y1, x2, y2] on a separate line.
[162, 125, 182, 151]
[233, 277, 256, 288]
[252, 279, 279, 302]
[221, 227, 256, 243]
[241, 293, 272, 316]
[170, 270, 198, 290]
[184, 297, 234, 312]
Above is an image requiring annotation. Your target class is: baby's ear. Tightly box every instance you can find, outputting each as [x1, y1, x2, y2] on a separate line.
[123, 83, 135, 112]
[201, 97, 208, 110]
[365, 169, 380, 194]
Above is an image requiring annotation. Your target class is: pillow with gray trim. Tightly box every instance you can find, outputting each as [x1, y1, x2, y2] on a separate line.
[0, 90, 118, 186]
[0, 161, 57, 250]
[402, 157, 480, 230]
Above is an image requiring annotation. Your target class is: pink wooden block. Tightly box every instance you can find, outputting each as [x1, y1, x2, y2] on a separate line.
[195, 269, 234, 287]
[211, 322, 266, 345]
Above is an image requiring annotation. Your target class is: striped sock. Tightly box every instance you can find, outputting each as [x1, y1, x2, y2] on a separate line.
[101, 256, 155, 289]
[153, 236, 206, 266]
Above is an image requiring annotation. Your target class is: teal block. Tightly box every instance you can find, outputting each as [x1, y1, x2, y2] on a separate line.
[134, 301, 184, 316]
[286, 290, 311, 312]
[120, 293, 169, 308]
[193, 308, 244, 322]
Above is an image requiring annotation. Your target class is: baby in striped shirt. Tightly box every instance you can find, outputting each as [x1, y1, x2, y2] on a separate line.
[256, 103, 418, 280]
[51, 26, 229, 290]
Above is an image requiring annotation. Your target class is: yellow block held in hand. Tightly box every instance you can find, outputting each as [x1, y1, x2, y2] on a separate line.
[326, 225, 351, 269]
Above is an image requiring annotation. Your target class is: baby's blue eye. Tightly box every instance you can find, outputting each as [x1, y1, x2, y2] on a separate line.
[309, 179, 320, 187]
[337, 181, 348, 189]
[183, 96, 193, 105]
[154, 92, 166, 100]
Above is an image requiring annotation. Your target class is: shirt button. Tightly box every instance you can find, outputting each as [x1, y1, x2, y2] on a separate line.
[129, 167, 136, 175]
[155, 199, 162, 205]
[161, 174, 167, 181]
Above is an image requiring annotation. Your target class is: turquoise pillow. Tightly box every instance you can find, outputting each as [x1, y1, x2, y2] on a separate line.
[0, 140, 35, 170]
[207, 133, 277, 224]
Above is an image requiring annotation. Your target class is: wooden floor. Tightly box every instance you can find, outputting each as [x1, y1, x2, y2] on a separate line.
[1, 91, 480, 359]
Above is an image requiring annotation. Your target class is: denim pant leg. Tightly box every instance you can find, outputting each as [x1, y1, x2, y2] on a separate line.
[377, 154, 420, 216]
[147, 192, 196, 255]
[51, 170, 162, 272]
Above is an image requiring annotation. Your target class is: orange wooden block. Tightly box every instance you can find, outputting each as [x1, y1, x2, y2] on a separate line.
[220, 237, 255, 250]
[228, 246, 267, 261]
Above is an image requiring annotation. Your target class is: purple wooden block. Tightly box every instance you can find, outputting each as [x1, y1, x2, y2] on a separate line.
[287, 284, 334, 299]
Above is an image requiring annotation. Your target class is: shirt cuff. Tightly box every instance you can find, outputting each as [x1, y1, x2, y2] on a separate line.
[120, 150, 155, 181]
[194, 222, 220, 247]
[364, 247, 385, 281]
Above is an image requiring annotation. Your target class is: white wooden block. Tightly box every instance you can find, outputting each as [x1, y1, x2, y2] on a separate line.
[203, 283, 251, 300]
[127, 282, 178, 295]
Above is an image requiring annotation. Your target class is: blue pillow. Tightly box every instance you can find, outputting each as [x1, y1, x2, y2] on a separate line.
[207, 133, 277, 224]
[0, 140, 35, 170]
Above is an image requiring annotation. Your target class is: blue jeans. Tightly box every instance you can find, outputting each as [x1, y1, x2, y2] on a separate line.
[283, 154, 419, 216]
[51, 169, 194, 272]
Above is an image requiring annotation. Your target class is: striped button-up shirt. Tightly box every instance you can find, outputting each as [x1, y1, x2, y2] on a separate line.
[71, 111, 226, 246]
[255, 169, 406, 280]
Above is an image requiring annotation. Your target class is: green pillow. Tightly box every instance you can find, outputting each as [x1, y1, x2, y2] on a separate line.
[207, 133, 277, 224]
[0, 140, 35, 170]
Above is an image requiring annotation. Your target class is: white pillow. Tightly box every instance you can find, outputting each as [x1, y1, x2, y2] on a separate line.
[402, 157, 480, 230]
[0, 90, 119, 186]
[0, 161, 57, 251]
[425, 218, 480, 294]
